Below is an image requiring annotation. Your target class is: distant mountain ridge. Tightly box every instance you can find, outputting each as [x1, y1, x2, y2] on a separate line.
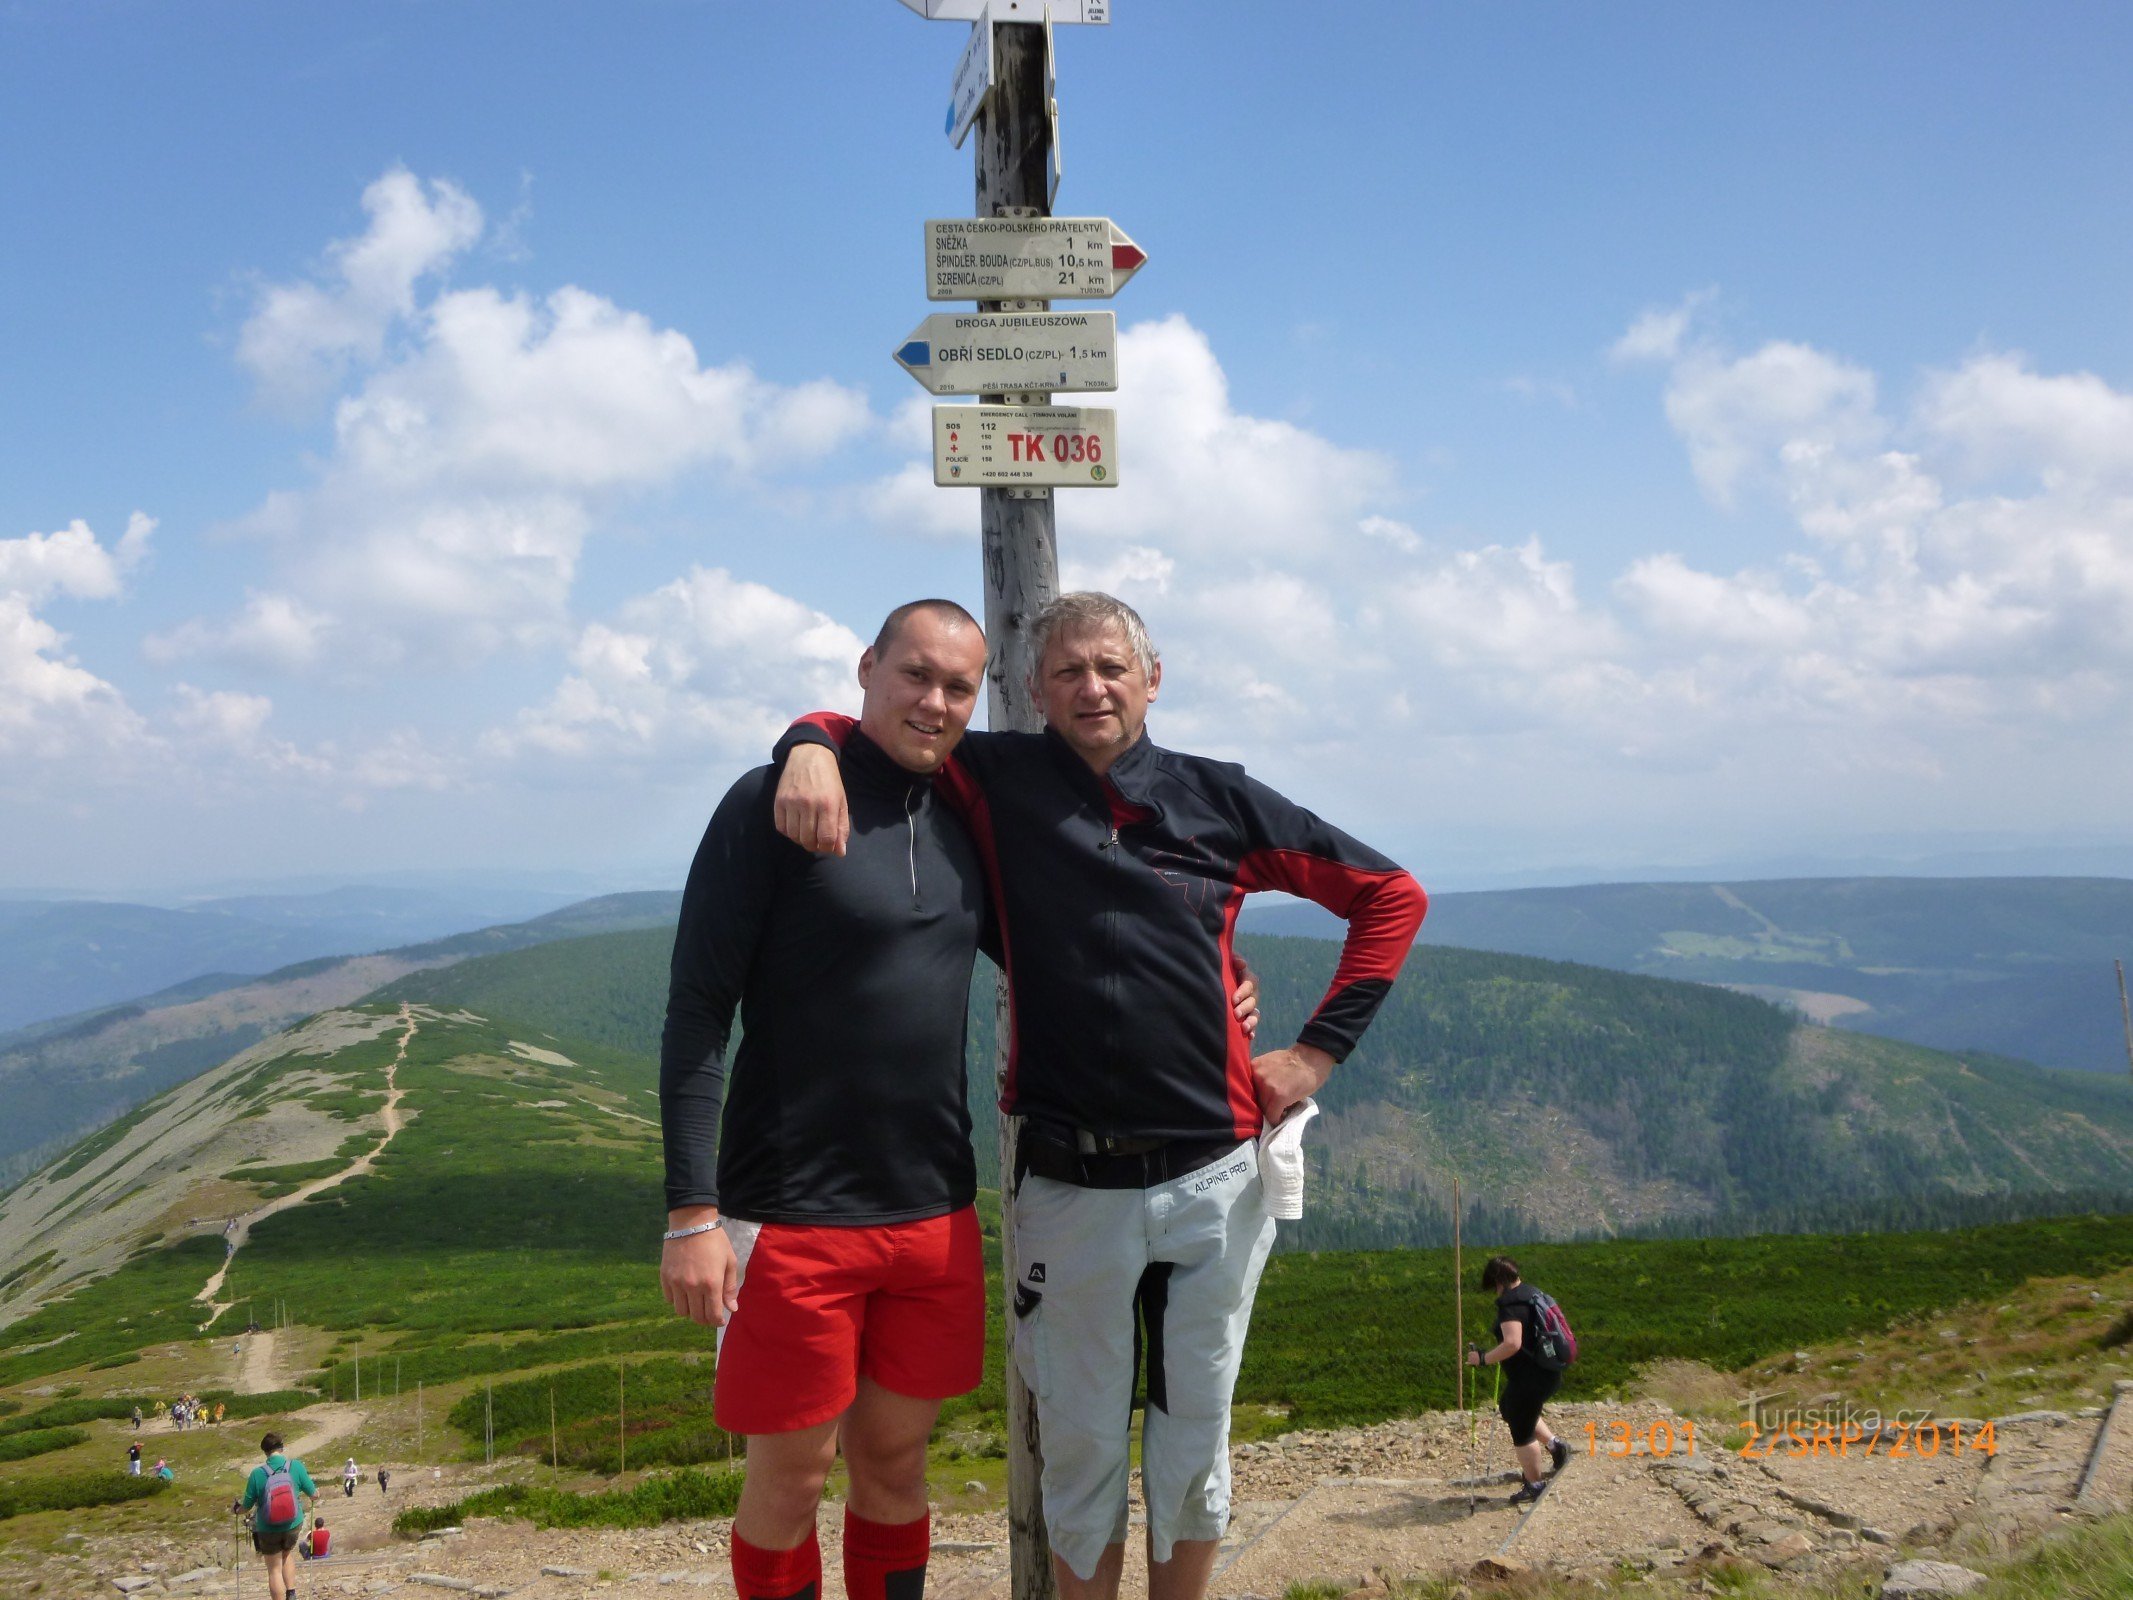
[0, 883, 595, 1034]
[0, 892, 682, 1193]
[1244, 876, 2133, 1075]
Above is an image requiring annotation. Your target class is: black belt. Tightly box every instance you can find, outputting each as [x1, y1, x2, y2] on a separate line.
[1015, 1126, 1247, 1191]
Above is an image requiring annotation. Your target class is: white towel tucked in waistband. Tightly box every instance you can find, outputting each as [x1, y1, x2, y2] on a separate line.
[1256, 1097, 1320, 1220]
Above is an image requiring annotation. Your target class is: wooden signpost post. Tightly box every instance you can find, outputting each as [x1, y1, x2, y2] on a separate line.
[892, 5, 1132, 1595]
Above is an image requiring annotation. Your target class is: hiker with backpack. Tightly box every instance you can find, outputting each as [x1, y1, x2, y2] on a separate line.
[1466, 1256, 1575, 1508]
[232, 1431, 318, 1600]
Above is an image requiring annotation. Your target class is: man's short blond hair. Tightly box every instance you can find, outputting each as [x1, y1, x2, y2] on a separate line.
[1029, 592, 1158, 678]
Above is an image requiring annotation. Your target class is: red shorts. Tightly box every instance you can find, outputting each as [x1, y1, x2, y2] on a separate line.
[714, 1206, 984, 1435]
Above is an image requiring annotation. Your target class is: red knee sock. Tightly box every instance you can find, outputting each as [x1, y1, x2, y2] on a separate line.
[731, 1528, 821, 1600]
[844, 1509, 930, 1600]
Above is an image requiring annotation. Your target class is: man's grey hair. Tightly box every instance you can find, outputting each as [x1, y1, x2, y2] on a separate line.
[1029, 592, 1159, 678]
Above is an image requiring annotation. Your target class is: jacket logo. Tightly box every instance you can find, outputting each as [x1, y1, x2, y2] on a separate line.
[1026, 1263, 1046, 1283]
[1146, 837, 1223, 913]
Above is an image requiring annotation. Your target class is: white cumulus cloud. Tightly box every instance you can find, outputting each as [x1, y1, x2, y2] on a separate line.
[489, 567, 864, 765]
[238, 168, 483, 408]
[176, 171, 879, 673]
[0, 516, 154, 761]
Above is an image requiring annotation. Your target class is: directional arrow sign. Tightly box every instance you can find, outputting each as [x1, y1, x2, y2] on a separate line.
[933, 405, 1118, 486]
[894, 311, 1117, 395]
[900, 0, 1108, 21]
[926, 217, 1146, 301]
[944, 5, 994, 148]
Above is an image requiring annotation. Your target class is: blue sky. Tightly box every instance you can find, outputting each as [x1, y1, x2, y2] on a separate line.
[6, 1, 2133, 894]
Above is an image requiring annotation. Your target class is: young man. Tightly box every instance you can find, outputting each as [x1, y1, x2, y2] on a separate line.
[1467, 1256, 1569, 1505]
[773, 591, 1428, 1600]
[660, 601, 997, 1600]
[233, 1431, 317, 1600]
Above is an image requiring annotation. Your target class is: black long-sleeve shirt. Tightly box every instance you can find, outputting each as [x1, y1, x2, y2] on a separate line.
[779, 717, 1428, 1143]
[659, 730, 988, 1223]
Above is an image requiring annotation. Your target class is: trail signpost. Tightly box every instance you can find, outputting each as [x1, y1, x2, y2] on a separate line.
[892, 6, 1145, 1593]
[894, 310, 1118, 394]
[933, 404, 1117, 485]
[945, 5, 995, 147]
[900, 0, 1107, 21]
[925, 216, 1147, 300]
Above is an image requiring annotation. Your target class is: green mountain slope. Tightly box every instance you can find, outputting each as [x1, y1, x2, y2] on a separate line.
[370, 925, 2133, 1245]
[0, 892, 682, 1194]
[1247, 876, 2133, 1074]
[0, 1004, 667, 1348]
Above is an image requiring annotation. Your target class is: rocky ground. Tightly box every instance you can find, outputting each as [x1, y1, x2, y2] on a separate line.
[12, 1388, 2128, 1600]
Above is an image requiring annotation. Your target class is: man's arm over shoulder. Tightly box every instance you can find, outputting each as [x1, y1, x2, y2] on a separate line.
[771, 713, 1017, 782]
[1229, 772, 1427, 1061]
[660, 769, 788, 1211]
[769, 713, 1017, 855]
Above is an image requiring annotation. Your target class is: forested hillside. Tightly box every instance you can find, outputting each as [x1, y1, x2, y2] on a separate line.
[368, 926, 2133, 1245]
[1249, 876, 2133, 1074]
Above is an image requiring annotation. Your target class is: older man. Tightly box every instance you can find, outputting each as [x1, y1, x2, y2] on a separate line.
[773, 591, 1427, 1600]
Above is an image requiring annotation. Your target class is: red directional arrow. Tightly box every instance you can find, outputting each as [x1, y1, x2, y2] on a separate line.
[1103, 222, 1148, 292]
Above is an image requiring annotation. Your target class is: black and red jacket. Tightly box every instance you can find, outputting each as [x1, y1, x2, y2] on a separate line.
[779, 716, 1428, 1144]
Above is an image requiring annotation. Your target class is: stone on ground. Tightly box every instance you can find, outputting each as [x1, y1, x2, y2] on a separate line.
[1881, 1558, 1989, 1598]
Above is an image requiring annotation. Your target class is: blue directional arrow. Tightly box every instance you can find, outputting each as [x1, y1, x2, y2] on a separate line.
[896, 340, 932, 370]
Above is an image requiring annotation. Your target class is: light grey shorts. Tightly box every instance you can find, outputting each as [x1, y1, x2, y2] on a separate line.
[1011, 1139, 1277, 1580]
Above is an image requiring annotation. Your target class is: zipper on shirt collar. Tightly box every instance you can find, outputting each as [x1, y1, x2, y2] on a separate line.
[905, 783, 922, 906]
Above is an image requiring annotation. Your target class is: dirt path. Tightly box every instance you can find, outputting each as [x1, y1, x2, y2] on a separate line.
[196, 1006, 417, 1320]
[235, 1327, 283, 1395]
[25, 1397, 2131, 1600]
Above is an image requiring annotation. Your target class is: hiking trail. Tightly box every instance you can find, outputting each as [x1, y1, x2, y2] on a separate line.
[196, 1005, 417, 1326]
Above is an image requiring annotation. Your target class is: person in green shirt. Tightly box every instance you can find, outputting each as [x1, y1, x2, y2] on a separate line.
[231, 1432, 318, 1600]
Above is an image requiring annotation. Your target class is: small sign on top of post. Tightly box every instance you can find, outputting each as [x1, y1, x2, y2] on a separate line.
[899, 0, 1107, 21]
[945, 5, 995, 148]
[925, 216, 1146, 301]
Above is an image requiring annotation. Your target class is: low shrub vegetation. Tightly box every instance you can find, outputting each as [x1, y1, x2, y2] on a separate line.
[390, 1467, 743, 1535]
[197, 1388, 322, 1421]
[1240, 1212, 2133, 1425]
[0, 1427, 90, 1463]
[0, 1396, 138, 1435]
[0, 1470, 167, 1519]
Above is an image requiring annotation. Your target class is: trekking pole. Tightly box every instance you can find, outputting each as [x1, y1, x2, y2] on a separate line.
[1454, 1176, 1472, 1516]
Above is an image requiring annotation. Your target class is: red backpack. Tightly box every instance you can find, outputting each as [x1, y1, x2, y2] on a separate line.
[262, 1462, 300, 1527]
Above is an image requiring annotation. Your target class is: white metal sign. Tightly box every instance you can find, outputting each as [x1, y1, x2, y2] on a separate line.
[925, 217, 1145, 301]
[945, 6, 995, 148]
[900, 0, 1107, 21]
[895, 311, 1117, 394]
[933, 405, 1118, 486]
